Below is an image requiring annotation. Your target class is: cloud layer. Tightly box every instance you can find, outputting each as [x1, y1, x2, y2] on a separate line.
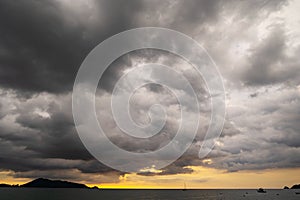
[0, 0, 299, 183]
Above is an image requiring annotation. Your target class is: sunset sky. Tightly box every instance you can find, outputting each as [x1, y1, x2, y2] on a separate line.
[0, 0, 300, 189]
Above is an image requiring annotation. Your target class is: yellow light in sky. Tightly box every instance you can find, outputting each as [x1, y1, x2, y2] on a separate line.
[2, 167, 300, 189]
[98, 166, 300, 189]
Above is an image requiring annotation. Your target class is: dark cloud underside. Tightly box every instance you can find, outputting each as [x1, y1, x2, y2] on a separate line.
[0, 0, 299, 182]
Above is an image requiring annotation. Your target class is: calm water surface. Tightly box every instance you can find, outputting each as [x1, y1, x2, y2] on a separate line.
[0, 188, 299, 200]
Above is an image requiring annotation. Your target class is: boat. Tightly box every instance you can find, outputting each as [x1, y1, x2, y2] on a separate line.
[295, 192, 300, 195]
[182, 182, 187, 191]
[257, 188, 267, 193]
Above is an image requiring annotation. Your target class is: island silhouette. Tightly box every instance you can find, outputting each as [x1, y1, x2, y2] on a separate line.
[291, 184, 300, 189]
[0, 178, 99, 189]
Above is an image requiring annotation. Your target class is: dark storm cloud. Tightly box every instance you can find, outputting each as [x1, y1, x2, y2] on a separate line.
[0, 92, 120, 179]
[0, 0, 144, 94]
[0, 0, 211, 179]
[14, 98, 92, 160]
[0, 0, 289, 94]
[0, 0, 299, 182]
[0, 0, 85, 93]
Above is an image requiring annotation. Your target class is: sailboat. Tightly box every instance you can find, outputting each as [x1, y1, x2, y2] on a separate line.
[182, 182, 187, 191]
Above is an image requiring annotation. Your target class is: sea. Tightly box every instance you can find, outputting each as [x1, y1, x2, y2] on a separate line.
[0, 188, 299, 200]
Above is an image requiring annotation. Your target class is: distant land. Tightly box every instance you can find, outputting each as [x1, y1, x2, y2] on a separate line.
[0, 178, 99, 189]
[0, 178, 299, 190]
[291, 184, 300, 189]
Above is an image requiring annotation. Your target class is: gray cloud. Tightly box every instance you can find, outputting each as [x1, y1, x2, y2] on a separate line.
[0, 0, 299, 183]
[0, 0, 144, 94]
[206, 87, 300, 172]
[0, 92, 122, 181]
[242, 27, 300, 86]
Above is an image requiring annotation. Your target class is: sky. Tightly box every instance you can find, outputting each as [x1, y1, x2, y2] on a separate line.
[0, 0, 300, 188]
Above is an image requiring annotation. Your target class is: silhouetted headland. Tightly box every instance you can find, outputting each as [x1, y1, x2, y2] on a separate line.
[291, 184, 300, 189]
[0, 178, 99, 189]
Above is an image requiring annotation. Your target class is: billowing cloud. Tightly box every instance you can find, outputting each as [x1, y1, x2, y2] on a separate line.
[242, 27, 300, 86]
[0, 0, 299, 184]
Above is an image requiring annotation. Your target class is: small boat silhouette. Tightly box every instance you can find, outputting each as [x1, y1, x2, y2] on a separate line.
[182, 182, 187, 191]
[257, 188, 267, 193]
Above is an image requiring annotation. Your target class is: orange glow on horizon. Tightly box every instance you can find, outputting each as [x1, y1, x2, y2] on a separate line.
[91, 166, 300, 189]
[2, 167, 300, 189]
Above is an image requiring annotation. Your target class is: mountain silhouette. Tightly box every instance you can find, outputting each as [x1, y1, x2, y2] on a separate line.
[291, 184, 300, 189]
[21, 178, 88, 188]
[0, 178, 99, 189]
